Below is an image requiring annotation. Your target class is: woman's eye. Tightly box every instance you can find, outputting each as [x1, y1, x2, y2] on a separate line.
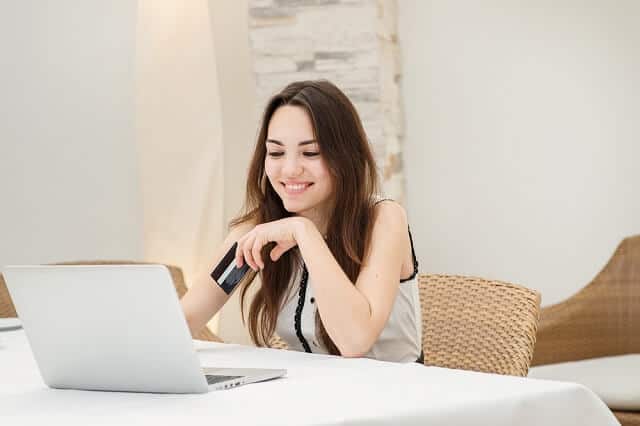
[303, 152, 320, 157]
[267, 152, 284, 158]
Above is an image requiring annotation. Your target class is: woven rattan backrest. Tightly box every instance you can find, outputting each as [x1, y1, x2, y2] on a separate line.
[419, 274, 541, 376]
[0, 273, 18, 318]
[54, 260, 188, 295]
[267, 334, 289, 350]
[531, 235, 640, 366]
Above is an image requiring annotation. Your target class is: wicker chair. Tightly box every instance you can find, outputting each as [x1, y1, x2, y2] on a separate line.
[1, 260, 218, 342]
[265, 274, 543, 376]
[419, 274, 541, 376]
[268, 334, 289, 350]
[531, 235, 640, 426]
[0, 273, 18, 318]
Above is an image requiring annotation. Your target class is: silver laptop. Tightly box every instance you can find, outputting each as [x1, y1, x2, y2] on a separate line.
[3, 264, 286, 393]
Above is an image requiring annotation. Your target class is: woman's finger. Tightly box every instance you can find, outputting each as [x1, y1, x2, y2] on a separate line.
[235, 235, 248, 268]
[269, 244, 285, 262]
[242, 233, 259, 271]
[269, 240, 296, 262]
[252, 236, 265, 270]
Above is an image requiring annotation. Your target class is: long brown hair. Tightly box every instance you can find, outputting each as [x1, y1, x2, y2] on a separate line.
[231, 80, 379, 355]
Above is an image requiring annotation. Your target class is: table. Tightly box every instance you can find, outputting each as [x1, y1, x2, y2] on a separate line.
[0, 329, 619, 425]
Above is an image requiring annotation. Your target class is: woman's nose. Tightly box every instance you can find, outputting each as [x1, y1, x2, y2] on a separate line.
[282, 156, 303, 176]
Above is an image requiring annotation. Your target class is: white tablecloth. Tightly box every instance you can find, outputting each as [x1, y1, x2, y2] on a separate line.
[0, 330, 619, 425]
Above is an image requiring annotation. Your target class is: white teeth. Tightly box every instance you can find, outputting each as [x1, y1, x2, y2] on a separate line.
[284, 183, 309, 191]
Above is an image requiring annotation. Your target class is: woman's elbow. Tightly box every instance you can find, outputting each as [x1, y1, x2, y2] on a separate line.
[182, 308, 200, 338]
[337, 336, 375, 358]
[340, 348, 368, 358]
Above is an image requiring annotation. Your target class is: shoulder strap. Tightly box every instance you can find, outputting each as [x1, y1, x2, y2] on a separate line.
[374, 197, 394, 206]
[373, 199, 419, 282]
[401, 226, 419, 283]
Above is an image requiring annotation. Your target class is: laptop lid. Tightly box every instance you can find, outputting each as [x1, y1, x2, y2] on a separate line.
[4, 264, 209, 393]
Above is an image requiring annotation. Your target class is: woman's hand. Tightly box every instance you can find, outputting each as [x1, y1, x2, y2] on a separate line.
[235, 217, 311, 270]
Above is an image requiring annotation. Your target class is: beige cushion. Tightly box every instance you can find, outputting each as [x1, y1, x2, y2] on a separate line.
[528, 354, 640, 410]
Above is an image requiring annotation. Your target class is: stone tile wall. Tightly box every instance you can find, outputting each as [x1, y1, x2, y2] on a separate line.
[248, 0, 405, 203]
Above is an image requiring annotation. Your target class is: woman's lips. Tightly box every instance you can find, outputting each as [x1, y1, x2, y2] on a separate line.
[282, 182, 313, 195]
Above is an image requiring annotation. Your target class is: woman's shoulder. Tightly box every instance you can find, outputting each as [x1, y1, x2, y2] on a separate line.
[372, 198, 408, 229]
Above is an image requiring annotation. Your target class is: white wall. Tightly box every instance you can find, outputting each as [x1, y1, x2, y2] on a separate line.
[0, 1, 256, 344]
[209, 0, 258, 345]
[209, 0, 257, 227]
[399, 0, 640, 305]
[0, 2, 143, 266]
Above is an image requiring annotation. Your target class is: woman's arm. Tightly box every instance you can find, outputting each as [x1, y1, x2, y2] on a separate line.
[180, 221, 255, 340]
[233, 202, 410, 356]
[295, 201, 409, 357]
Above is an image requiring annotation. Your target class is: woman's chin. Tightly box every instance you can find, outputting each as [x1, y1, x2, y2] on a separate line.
[282, 202, 305, 213]
[281, 198, 316, 215]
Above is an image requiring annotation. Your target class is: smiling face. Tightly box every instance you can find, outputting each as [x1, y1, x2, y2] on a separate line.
[264, 105, 334, 227]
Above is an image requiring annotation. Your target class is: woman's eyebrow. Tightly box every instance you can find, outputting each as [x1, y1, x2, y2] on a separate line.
[266, 139, 317, 146]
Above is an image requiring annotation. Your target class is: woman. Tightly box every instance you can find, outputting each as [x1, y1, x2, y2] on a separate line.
[181, 80, 422, 363]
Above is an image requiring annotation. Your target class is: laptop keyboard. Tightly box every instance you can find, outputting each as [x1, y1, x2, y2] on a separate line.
[205, 375, 242, 385]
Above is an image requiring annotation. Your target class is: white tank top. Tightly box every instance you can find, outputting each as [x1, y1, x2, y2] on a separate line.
[274, 227, 422, 363]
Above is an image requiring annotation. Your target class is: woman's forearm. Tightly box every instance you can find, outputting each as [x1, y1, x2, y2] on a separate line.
[294, 218, 376, 356]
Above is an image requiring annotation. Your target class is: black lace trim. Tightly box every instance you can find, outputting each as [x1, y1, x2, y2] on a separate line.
[294, 265, 313, 353]
[400, 226, 419, 283]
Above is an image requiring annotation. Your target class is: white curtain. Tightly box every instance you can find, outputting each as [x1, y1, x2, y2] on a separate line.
[135, 0, 225, 332]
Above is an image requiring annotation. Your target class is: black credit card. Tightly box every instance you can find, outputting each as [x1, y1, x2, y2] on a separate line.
[210, 242, 251, 295]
